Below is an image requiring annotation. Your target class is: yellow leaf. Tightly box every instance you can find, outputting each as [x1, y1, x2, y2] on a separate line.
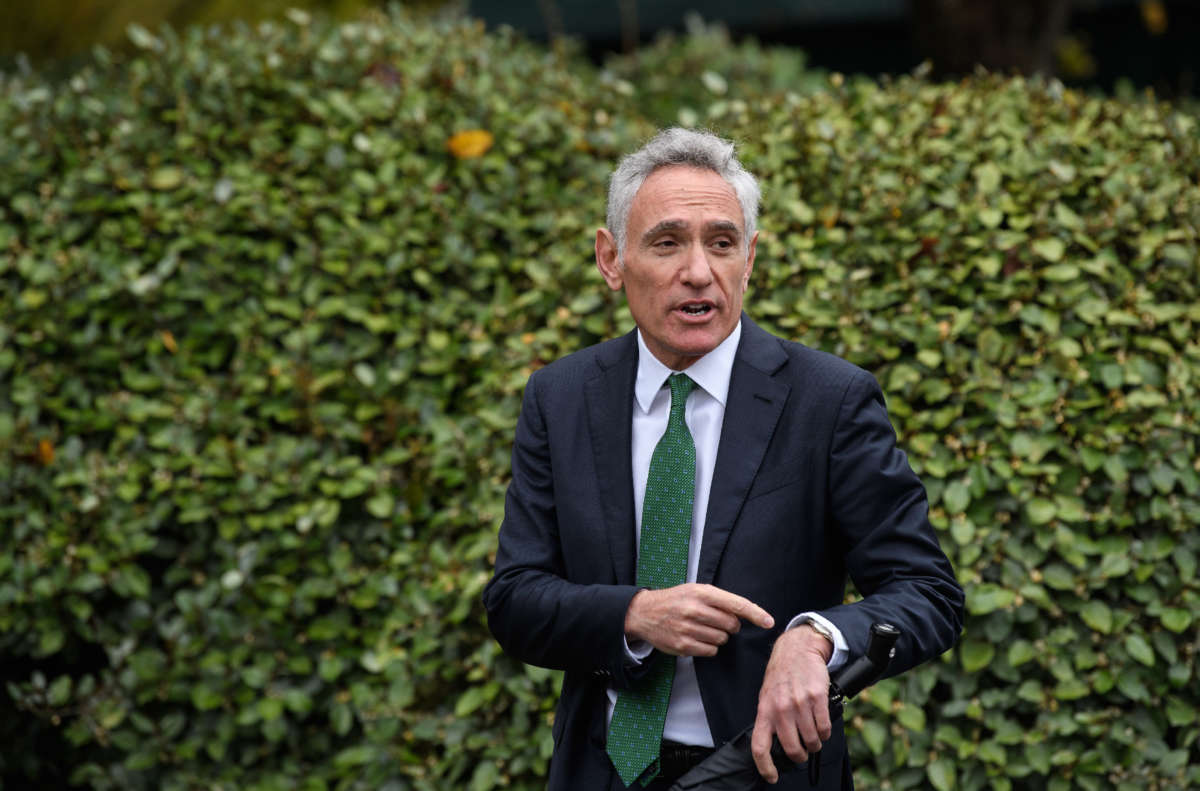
[1141, 0, 1167, 35]
[149, 166, 184, 190]
[447, 129, 494, 160]
[160, 329, 177, 354]
[37, 439, 54, 466]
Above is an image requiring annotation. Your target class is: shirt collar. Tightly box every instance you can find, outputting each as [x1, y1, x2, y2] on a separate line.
[634, 321, 741, 414]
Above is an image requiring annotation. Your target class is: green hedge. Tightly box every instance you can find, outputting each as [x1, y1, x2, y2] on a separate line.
[2, 9, 1198, 791]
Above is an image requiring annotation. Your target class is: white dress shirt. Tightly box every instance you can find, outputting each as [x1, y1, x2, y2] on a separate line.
[605, 321, 848, 747]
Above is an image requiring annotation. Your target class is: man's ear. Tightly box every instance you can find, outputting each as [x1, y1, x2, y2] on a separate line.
[595, 228, 624, 292]
[741, 230, 759, 291]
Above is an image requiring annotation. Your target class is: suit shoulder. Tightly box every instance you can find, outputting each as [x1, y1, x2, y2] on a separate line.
[772, 336, 878, 394]
[527, 333, 631, 389]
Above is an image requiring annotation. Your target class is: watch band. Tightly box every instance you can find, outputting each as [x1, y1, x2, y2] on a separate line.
[801, 616, 834, 643]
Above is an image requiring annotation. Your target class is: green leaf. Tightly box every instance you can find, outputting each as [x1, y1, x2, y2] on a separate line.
[977, 328, 1007, 362]
[978, 740, 1006, 765]
[333, 745, 375, 769]
[1048, 160, 1076, 181]
[1146, 464, 1176, 493]
[979, 208, 1004, 228]
[949, 517, 976, 546]
[933, 188, 959, 209]
[1116, 670, 1150, 702]
[331, 704, 353, 736]
[1027, 498, 1057, 525]
[1043, 264, 1079, 281]
[1052, 495, 1086, 523]
[1041, 564, 1076, 590]
[366, 492, 394, 519]
[1160, 608, 1193, 633]
[896, 702, 926, 732]
[1032, 237, 1066, 262]
[1007, 640, 1035, 667]
[1026, 742, 1052, 774]
[1124, 634, 1155, 666]
[455, 686, 488, 717]
[943, 480, 970, 513]
[470, 762, 501, 791]
[1103, 454, 1129, 483]
[927, 757, 956, 791]
[967, 584, 1015, 615]
[974, 163, 1002, 193]
[48, 676, 72, 707]
[960, 640, 996, 673]
[191, 685, 223, 711]
[860, 719, 887, 756]
[126, 23, 162, 49]
[1054, 678, 1090, 700]
[1017, 680, 1044, 705]
[258, 697, 284, 721]
[319, 655, 345, 681]
[1165, 697, 1197, 727]
[1054, 202, 1084, 230]
[917, 349, 942, 368]
[1176, 548, 1197, 582]
[38, 627, 65, 656]
[353, 362, 376, 387]
[1079, 601, 1113, 634]
[1079, 446, 1105, 471]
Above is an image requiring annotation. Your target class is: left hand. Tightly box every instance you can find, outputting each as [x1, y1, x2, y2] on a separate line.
[750, 625, 833, 784]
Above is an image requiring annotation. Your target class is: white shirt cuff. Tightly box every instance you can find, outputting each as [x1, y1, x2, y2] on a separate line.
[786, 612, 849, 672]
[622, 635, 654, 665]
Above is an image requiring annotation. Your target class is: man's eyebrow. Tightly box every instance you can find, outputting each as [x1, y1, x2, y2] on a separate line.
[705, 220, 741, 237]
[639, 219, 742, 245]
[640, 219, 689, 245]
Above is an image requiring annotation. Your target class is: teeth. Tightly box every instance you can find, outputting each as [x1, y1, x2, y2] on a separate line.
[682, 305, 709, 314]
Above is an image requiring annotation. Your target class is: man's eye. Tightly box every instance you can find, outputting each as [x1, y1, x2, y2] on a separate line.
[712, 239, 734, 250]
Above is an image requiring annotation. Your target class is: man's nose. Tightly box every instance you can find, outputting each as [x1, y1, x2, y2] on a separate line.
[679, 243, 714, 287]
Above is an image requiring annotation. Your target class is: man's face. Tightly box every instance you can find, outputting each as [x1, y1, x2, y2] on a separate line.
[595, 165, 757, 370]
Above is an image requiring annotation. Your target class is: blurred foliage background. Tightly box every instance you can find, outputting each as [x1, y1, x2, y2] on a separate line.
[2, 1, 1198, 97]
[2, 0, 363, 64]
[2, 3, 1199, 791]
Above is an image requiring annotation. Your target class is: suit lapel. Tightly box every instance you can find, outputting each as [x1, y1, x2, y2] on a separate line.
[697, 317, 791, 585]
[584, 330, 639, 585]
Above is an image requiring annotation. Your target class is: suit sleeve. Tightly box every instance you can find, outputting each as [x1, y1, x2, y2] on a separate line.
[482, 369, 645, 687]
[814, 370, 964, 675]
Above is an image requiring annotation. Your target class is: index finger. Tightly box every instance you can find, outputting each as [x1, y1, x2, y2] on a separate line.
[701, 586, 774, 630]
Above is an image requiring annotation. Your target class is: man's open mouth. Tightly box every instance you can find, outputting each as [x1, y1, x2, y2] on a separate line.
[679, 302, 714, 316]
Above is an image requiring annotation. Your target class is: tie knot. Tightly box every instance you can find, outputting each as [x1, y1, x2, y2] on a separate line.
[667, 373, 694, 415]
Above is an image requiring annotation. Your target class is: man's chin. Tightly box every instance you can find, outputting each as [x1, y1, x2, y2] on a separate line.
[675, 323, 733, 348]
[661, 333, 730, 366]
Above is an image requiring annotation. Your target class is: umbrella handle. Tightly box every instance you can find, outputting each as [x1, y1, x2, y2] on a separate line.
[805, 622, 900, 786]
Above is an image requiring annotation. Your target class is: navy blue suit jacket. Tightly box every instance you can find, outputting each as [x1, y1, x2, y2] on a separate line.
[484, 315, 964, 790]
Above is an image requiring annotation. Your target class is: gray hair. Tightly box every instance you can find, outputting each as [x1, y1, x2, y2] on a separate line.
[606, 127, 761, 258]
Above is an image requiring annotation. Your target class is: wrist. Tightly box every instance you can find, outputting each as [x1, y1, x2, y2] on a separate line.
[795, 623, 834, 664]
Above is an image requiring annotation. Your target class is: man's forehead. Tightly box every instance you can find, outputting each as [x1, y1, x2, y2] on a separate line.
[637, 164, 737, 195]
[630, 165, 742, 225]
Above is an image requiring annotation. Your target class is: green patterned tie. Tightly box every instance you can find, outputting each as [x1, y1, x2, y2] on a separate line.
[607, 373, 697, 787]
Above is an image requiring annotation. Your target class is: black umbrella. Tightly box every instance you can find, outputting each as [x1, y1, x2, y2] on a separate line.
[668, 623, 901, 791]
[667, 724, 787, 790]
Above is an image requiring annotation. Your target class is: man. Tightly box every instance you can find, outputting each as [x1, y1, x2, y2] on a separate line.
[483, 128, 963, 790]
